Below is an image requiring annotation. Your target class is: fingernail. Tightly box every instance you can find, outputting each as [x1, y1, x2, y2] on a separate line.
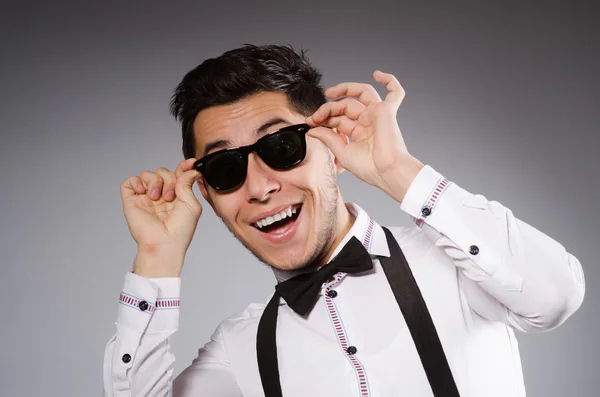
[151, 188, 160, 198]
[137, 183, 144, 191]
[165, 190, 175, 201]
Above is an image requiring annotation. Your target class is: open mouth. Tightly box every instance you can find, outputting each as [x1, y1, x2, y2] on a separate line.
[254, 204, 302, 234]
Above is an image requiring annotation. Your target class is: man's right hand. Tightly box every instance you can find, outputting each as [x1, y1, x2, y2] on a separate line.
[120, 158, 203, 278]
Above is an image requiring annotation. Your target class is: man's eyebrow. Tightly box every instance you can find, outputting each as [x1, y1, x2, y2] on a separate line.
[201, 117, 291, 157]
[202, 139, 233, 158]
[256, 117, 289, 135]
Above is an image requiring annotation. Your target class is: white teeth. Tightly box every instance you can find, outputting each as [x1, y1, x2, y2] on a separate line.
[255, 206, 299, 229]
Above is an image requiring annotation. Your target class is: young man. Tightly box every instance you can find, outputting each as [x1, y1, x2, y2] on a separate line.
[103, 45, 585, 397]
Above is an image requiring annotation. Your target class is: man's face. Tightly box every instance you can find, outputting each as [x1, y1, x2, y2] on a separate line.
[193, 92, 345, 271]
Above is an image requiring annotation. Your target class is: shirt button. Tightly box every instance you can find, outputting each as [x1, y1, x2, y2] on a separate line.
[122, 353, 131, 363]
[469, 245, 480, 255]
[421, 207, 431, 216]
[347, 346, 357, 355]
[138, 300, 149, 311]
[327, 290, 338, 298]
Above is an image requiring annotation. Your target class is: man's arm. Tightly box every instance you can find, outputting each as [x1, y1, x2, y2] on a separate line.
[105, 158, 244, 395]
[103, 272, 243, 397]
[304, 72, 584, 333]
[399, 165, 585, 332]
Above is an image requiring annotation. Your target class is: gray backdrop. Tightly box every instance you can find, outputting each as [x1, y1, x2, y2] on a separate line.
[0, 1, 597, 396]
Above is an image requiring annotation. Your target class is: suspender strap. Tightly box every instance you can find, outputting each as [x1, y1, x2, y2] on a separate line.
[256, 290, 284, 397]
[379, 226, 460, 397]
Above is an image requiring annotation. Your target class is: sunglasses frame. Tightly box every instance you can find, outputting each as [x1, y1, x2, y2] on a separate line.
[193, 123, 311, 191]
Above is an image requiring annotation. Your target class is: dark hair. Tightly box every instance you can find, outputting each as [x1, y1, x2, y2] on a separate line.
[169, 44, 327, 159]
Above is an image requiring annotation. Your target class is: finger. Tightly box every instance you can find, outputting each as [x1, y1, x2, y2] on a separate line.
[307, 126, 349, 162]
[140, 170, 164, 201]
[175, 157, 198, 178]
[155, 167, 177, 202]
[120, 176, 144, 201]
[307, 98, 365, 126]
[175, 168, 202, 212]
[317, 116, 357, 137]
[128, 176, 146, 194]
[325, 82, 382, 106]
[374, 70, 405, 109]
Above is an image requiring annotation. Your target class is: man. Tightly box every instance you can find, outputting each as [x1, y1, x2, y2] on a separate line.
[103, 45, 585, 397]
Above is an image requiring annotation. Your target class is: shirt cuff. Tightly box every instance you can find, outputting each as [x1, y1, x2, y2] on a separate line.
[400, 165, 460, 224]
[400, 165, 523, 291]
[117, 272, 181, 332]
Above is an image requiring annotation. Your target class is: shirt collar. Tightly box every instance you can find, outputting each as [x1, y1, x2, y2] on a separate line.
[271, 202, 390, 283]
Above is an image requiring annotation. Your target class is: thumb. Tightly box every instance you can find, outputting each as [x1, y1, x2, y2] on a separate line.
[307, 127, 348, 163]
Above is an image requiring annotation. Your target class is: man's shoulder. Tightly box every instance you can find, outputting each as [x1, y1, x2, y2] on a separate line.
[384, 224, 417, 237]
[383, 224, 424, 242]
[381, 223, 436, 253]
[216, 299, 269, 341]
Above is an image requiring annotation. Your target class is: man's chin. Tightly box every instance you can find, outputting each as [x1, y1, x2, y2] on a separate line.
[260, 254, 312, 272]
[240, 225, 328, 272]
[259, 245, 327, 273]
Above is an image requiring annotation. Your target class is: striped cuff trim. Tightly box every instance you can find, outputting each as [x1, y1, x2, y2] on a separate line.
[119, 293, 181, 313]
[415, 177, 452, 227]
[156, 298, 180, 309]
[119, 292, 155, 314]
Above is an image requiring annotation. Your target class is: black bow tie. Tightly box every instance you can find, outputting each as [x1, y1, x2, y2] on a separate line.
[275, 236, 373, 315]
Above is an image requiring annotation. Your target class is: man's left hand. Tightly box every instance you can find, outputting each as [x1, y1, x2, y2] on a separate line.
[306, 71, 424, 203]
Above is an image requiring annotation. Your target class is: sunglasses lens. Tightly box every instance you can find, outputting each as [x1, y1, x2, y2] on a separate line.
[259, 129, 306, 170]
[202, 150, 247, 191]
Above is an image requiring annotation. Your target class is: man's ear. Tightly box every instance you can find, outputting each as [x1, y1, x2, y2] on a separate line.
[197, 179, 216, 211]
[331, 127, 349, 175]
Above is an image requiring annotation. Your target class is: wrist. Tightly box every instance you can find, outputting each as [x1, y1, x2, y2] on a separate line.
[378, 155, 425, 203]
[133, 248, 185, 278]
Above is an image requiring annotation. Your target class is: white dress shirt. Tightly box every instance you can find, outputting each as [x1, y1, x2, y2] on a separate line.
[103, 165, 585, 397]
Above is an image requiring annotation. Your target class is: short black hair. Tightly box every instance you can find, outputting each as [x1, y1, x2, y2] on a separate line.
[169, 44, 327, 159]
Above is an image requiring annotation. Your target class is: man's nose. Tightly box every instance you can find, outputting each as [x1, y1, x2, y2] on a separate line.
[244, 153, 280, 202]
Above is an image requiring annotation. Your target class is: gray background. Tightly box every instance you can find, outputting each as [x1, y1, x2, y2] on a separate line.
[0, 1, 598, 396]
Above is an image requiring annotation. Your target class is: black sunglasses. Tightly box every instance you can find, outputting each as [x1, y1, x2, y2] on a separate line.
[194, 123, 310, 191]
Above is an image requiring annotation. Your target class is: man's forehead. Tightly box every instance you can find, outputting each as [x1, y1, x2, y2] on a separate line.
[192, 92, 301, 154]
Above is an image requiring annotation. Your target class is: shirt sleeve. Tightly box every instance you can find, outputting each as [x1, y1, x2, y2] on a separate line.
[103, 272, 242, 397]
[399, 165, 586, 333]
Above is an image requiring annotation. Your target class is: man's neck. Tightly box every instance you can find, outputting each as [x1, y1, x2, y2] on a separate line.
[320, 200, 356, 265]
